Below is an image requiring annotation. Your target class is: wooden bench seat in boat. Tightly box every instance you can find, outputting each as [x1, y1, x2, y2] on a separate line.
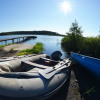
[22, 60, 49, 69]
[40, 57, 59, 63]
[21, 57, 60, 72]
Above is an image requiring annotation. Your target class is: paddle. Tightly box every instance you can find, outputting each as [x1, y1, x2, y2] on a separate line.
[39, 58, 71, 79]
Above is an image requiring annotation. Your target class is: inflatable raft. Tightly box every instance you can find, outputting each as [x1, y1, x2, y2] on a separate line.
[0, 52, 71, 100]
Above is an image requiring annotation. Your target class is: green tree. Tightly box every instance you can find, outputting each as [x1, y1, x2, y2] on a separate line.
[62, 20, 84, 52]
[62, 21, 100, 58]
[68, 20, 83, 36]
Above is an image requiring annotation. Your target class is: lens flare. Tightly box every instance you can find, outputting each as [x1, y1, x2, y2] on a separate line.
[60, 1, 72, 15]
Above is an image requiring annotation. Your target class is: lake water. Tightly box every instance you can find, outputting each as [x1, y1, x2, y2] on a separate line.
[0, 35, 67, 59]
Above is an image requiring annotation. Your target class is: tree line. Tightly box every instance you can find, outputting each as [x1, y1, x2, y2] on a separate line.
[0, 30, 64, 36]
[61, 20, 100, 58]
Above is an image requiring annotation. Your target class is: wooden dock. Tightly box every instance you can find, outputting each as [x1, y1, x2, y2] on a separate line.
[0, 36, 37, 44]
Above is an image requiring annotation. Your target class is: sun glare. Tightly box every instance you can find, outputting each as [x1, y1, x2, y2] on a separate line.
[60, 1, 72, 15]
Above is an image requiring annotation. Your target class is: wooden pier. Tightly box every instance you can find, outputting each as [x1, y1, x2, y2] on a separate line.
[0, 36, 37, 45]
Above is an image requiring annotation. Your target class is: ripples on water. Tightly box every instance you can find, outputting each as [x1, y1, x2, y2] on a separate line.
[0, 35, 67, 59]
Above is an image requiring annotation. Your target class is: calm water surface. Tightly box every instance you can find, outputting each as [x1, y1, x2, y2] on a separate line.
[0, 35, 67, 59]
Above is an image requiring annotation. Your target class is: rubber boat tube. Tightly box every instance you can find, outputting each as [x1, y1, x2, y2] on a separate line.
[0, 54, 71, 100]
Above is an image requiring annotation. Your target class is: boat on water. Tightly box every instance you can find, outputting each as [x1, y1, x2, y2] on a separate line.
[71, 52, 100, 82]
[0, 51, 71, 100]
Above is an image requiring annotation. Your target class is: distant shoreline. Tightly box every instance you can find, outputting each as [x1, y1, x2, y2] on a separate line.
[0, 30, 65, 37]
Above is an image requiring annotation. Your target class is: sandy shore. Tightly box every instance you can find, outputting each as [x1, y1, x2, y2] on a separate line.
[0, 44, 34, 57]
[3, 43, 34, 51]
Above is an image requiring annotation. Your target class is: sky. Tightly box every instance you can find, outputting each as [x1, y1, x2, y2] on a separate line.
[0, 0, 100, 37]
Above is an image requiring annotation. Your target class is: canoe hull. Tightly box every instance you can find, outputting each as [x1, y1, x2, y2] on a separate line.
[71, 52, 100, 82]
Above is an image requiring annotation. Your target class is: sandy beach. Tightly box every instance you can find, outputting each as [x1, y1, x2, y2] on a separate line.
[3, 43, 34, 51]
[0, 44, 34, 57]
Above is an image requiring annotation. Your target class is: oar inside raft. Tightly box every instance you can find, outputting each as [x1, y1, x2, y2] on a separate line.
[39, 58, 71, 79]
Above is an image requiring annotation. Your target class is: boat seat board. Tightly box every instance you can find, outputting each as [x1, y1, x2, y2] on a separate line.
[40, 57, 59, 63]
[22, 61, 49, 69]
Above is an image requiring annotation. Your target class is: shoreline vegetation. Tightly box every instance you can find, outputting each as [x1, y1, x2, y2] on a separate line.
[16, 42, 44, 56]
[61, 20, 100, 59]
[0, 30, 65, 36]
[0, 42, 44, 57]
[0, 43, 12, 50]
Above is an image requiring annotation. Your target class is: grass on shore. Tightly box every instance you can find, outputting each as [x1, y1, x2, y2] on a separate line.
[16, 42, 44, 56]
[0, 43, 12, 50]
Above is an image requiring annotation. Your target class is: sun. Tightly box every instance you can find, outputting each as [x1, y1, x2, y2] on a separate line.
[60, 1, 72, 15]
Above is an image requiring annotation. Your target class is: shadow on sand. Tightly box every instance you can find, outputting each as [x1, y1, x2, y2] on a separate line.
[72, 64, 100, 100]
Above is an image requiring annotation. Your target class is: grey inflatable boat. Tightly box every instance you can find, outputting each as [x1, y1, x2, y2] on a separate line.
[0, 53, 71, 100]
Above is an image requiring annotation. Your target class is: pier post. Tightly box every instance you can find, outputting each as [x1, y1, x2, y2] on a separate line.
[17, 38, 18, 42]
[5, 41, 7, 45]
[19, 38, 20, 42]
[12, 39, 14, 44]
